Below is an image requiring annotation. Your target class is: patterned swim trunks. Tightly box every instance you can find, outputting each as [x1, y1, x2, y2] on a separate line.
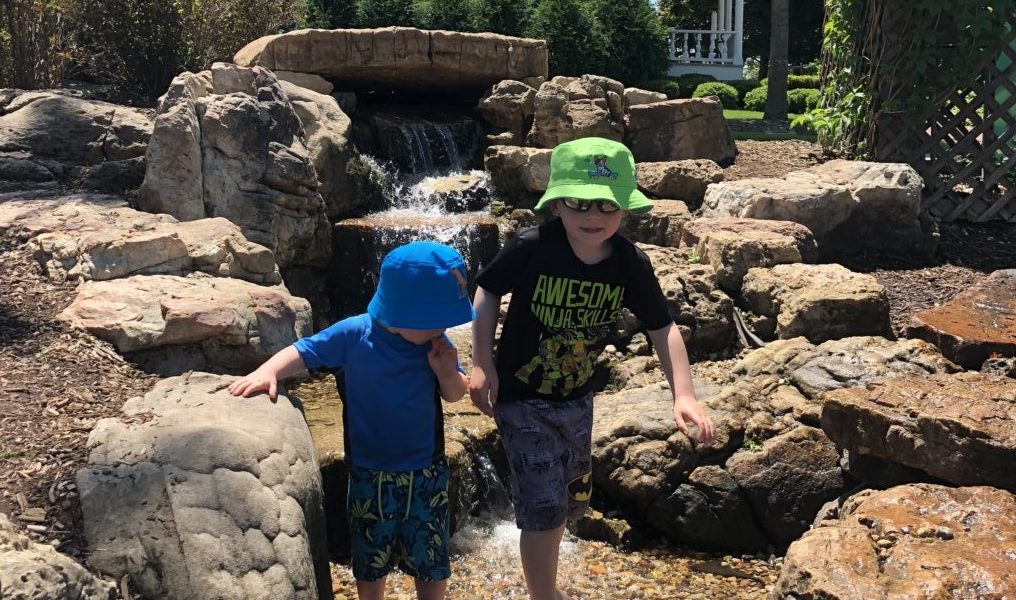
[347, 459, 450, 582]
[494, 393, 594, 532]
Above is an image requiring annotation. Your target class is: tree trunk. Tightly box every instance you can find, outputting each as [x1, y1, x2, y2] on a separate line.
[764, 0, 789, 122]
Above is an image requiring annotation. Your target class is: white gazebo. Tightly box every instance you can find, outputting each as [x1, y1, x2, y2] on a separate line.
[666, 0, 744, 80]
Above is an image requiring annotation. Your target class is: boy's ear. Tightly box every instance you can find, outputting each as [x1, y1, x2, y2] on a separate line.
[548, 200, 560, 216]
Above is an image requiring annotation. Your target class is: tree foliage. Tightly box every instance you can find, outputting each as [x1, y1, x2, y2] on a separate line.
[304, 0, 357, 28]
[594, 0, 669, 87]
[526, 0, 608, 77]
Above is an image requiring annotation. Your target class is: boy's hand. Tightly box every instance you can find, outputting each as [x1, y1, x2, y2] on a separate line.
[228, 369, 279, 401]
[468, 365, 498, 417]
[674, 395, 715, 446]
[427, 336, 459, 377]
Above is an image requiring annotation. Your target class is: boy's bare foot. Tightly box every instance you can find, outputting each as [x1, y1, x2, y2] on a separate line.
[556, 589, 574, 600]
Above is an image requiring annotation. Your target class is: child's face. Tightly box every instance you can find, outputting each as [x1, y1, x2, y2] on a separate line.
[550, 198, 625, 250]
[389, 327, 446, 345]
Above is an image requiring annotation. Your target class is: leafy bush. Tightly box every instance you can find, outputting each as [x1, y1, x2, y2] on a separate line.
[692, 81, 738, 108]
[0, 0, 67, 89]
[526, 0, 607, 77]
[305, 0, 357, 27]
[473, 0, 533, 37]
[418, 0, 477, 31]
[727, 79, 763, 104]
[593, 0, 669, 87]
[63, 0, 300, 100]
[355, 0, 418, 27]
[658, 79, 681, 99]
[676, 73, 715, 98]
[760, 74, 820, 90]
[743, 85, 767, 111]
[787, 88, 820, 113]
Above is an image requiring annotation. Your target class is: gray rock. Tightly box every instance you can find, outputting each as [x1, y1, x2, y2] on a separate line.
[478, 80, 537, 138]
[726, 426, 846, 545]
[0, 513, 115, 600]
[636, 160, 724, 205]
[626, 98, 737, 166]
[483, 145, 552, 208]
[78, 372, 331, 600]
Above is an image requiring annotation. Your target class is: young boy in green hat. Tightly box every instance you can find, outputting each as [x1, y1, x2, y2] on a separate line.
[469, 137, 716, 600]
[230, 241, 474, 600]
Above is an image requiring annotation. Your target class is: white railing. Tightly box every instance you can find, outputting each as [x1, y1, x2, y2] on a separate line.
[667, 29, 743, 66]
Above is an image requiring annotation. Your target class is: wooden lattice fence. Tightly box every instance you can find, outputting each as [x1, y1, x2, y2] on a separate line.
[870, 16, 1016, 222]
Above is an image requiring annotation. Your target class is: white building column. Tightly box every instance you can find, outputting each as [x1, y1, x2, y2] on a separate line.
[733, 0, 744, 65]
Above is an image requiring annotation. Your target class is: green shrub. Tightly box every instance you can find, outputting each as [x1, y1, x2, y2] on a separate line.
[676, 73, 715, 97]
[355, 0, 418, 27]
[660, 79, 681, 99]
[527, 0, 607, 77]
[305, 0, 357, 27]
[743, 85, 767, 111]
[727, 79, 763, 104]
[787, 88, 820, 113]
[760, 74, 820, 90]
[473, 0, 532, 36]
[692, 81, 738, 108]
[418, 0, 477, 31]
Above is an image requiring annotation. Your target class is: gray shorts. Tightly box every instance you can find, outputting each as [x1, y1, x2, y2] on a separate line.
[494, 393, 593, 532]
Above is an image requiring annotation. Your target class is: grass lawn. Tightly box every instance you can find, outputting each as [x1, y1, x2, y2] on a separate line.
[724, 109, 817, 141]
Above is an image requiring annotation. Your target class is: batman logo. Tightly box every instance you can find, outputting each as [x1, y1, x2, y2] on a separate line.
[567, 471, 592, 502]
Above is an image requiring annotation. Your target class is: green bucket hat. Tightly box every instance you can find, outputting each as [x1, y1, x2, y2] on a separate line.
[534, 137, 653, 214]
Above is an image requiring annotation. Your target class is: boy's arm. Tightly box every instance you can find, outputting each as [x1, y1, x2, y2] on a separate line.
[428, 336, 468, 402]
[228, 345, 308, 401]
[647, 323, 715, 445]
[468, 287, 501, 417]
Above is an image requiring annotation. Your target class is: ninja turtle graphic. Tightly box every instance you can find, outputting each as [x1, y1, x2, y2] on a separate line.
[515, 329, 602, 395]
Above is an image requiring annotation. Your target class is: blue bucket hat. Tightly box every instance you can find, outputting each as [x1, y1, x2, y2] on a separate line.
[367, 241, 475, 329]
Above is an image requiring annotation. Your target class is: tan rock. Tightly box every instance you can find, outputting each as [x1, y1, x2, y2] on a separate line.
[623, 87, 668, 108]
[635, 160, 724, 204]
[478, 80, 537, 137]
[905, 269, 1015, 368]
[275, 70, 333, 94]
[483, 145, 552, 207]
[59, 274, 311, 374]
[625, 98, 736, 166]
[741, 263, 891, 343]
[774, 484, 1016, 599]
[822, 371, 1016, 491]
[694, 229, 810, 293]
[234, 28, 548, 92]
[680, 217, 817, 260]
[619, 199, 690, 247]
[702, 176, 853, 237]
[527, 85, 623, 148]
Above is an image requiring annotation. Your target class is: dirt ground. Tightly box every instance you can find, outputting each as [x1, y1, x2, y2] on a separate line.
[1, 140, 1014, 568]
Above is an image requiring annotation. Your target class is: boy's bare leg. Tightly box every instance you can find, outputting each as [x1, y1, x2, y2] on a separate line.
[520, 524, 570, 600]
[414, 578, 447, 600]
[356, 578, 386, 600]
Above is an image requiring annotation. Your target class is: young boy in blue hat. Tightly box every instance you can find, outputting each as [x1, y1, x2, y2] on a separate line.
[469, 137, 716, 600]
[230, 241, 474, 600]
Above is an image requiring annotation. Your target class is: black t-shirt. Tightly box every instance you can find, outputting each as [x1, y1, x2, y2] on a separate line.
[476, 219, 672, 403]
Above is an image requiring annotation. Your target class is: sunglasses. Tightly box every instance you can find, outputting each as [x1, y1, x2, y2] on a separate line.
[560, 198, 621, 213]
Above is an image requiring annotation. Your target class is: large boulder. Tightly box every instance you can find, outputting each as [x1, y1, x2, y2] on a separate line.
[526, 83, 624, 148]
[78, 372, 332, 600]
[478, 80, 537, 141]
[619, 200, 691, 247]
[623, 87, 667, 108]
[741, 263, 892, 343]
[234, 28, 548, 93]
[0, 513, 115, 600]
[905, 269, 1015, 368]
[702, 161, 936, 258]
[638, 244, 736, 351]
[635, 160, 724, 206]
[725, 426, 846, 545]
[483, 145, 552, 208]
[4, 200, 281, 285]
[822, 371, 1016, 492]
[679, 219, 817, 294]
[0, 91, 151, 193]
[59, 274, 312, 375]
[625, 98, 737, 166]
[774, 484, 1016, 599]
[138, 66, 332, 270]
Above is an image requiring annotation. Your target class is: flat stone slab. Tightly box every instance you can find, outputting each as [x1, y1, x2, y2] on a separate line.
[619, 200, 690, 247]
[483, 145, 551, 207]
[78, 372, 330, 600]
[59, 274, 312, 375]
[234, 28, 548, 93]
[635, 160, 724, 205]
[4, 199, 281, 284]
[774, 484, 1016, 599]
[822, 371, 1016, 491]
[626, 98, 737, 166]
[905, 269, 1016, 368]
[741, 263, 891, 343]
